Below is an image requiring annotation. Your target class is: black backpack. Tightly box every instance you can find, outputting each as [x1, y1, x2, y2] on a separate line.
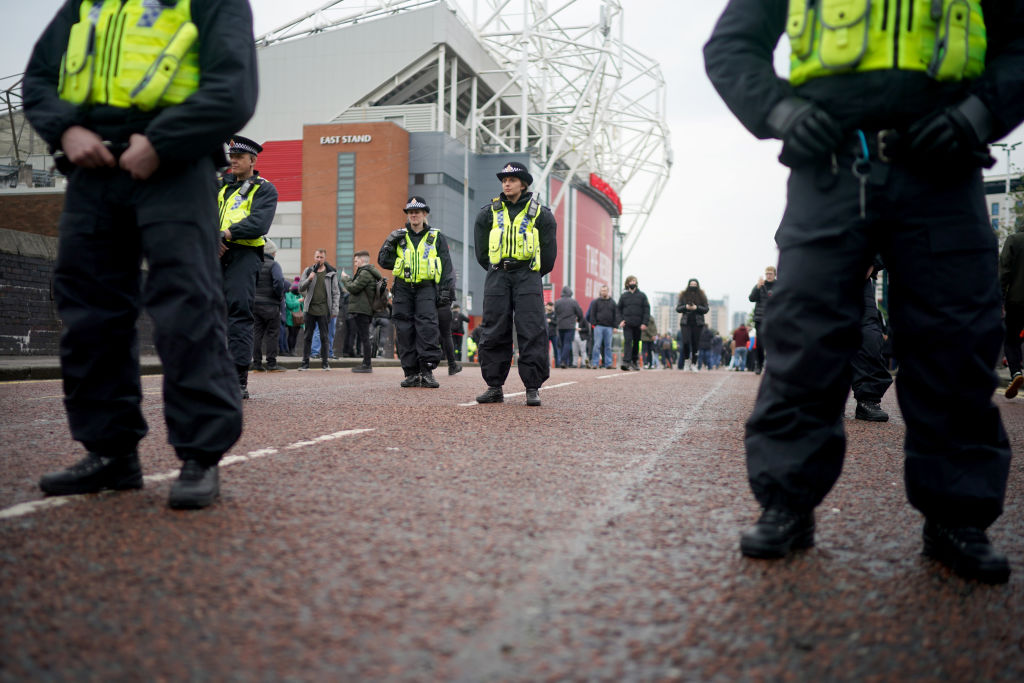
[371, 276, 390, 313]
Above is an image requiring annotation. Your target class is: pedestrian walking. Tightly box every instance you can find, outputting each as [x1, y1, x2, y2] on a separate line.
[677, 278, 709, 371]
[26, 0, 258, 509]
[378, 197, 455, 388]
[748, 267, 775, 375]
[450, 303, 471, 362]
[852, 266, 893, 421]
[705, 0, 1024, 583]
[473, 162, 558, 406]
[617, 276, 650, 372]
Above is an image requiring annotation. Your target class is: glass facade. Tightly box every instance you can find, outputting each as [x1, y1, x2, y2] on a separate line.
[337, 153, 356, 268]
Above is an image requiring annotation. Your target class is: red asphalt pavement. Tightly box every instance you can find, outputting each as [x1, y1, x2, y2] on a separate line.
[2, 365, 1024, 681]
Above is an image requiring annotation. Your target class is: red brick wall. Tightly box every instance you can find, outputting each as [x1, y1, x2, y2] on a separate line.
[0, 192, 64, 237]
[302, 123, 409, 275]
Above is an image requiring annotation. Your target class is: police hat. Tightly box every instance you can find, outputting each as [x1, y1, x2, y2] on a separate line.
[404, 196, 430, 213]
[227, 135, 262, 156]
[496, 161, 533, 186]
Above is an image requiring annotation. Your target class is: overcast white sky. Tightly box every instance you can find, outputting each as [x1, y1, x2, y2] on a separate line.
[3, 0, 1022, 325]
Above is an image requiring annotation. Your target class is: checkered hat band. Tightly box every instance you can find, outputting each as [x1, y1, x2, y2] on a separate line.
[230, 142, 259, 155]
[405, 200, 428, 210]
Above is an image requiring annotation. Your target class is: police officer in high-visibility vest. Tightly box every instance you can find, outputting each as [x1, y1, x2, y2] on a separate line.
[218, 135, 278, 399]
[705, 0, 1024, 583]
[473, 162, 557, 407]
[378, 197, 455, 388]
[23, 0, 259, 509]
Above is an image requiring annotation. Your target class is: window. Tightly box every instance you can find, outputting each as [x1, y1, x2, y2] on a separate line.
[276, 237, 300, 250]
[337, 153, 356, 268]
[992, 202, 1000, 215]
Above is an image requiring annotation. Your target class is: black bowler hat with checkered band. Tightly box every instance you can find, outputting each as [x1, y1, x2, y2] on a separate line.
[404, 196, 430, 213]
[227, 135, 262, 156]
[496, 161, 533, 187]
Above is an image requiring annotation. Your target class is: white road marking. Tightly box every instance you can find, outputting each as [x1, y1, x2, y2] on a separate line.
[0, 429, 375, 521]
[596, 372, 638, 379]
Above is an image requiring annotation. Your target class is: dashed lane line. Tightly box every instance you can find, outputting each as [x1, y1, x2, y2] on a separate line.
[0, 428, 375, 521]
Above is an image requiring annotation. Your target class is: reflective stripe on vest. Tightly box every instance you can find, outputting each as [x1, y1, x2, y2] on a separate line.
[394, 229, 442, 284]
[59, 0, 200, 110]
[488, 196, 541, 272]
[787, 0, 986, 86]
[217, 178, 267, 248]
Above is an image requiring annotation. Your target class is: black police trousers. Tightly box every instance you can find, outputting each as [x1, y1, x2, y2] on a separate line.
[478, 267, 550, 390]
[437, 303, 456, 364]
[851, 278, 893, 403]
[392, 279, 440, 373]
[53, 160, 242, 461]
[252, 301, 281, 365]
[221, 245, 261, 368]
[745, 155, 1010, 528]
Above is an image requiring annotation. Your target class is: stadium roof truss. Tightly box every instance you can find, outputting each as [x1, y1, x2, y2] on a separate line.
[256, 0, 672, 259]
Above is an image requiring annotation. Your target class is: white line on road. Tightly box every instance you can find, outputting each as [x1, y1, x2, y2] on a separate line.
[0, 429, 375, 521]
[457, 381, 577, 407]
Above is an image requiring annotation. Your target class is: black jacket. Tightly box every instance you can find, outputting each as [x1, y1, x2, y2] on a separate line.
[378, 224, 455, 294]
[676, 288, 710, 328]
[553, 287, 585, 331]
[617, 289, 650, 327]
[473, 192, 558, 275]
[749, 281, 775, 324]
[1000, 231, 1024, 306]
[254, 254, 286, 305]
[704, 0, 1024, 146]
[587, 296, 619, 327]
[23, 0, 259, 166]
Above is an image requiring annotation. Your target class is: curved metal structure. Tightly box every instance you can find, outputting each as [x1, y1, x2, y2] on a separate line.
[256, 0, 672, 259]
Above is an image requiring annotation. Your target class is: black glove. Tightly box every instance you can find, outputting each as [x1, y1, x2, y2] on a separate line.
[386, 228, 407, 245]
[437, 294, 451, 307]
[905, 95, 996, 168]
[766, 97, 844, 167]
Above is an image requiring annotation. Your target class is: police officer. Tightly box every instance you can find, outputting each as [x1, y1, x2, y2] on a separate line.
[705, 0, 1024, 583]
[24, 0, 259, 509]
[473, 162, 558, 406]
[378, 197, 455, 388]
[218, 135, 278, 399]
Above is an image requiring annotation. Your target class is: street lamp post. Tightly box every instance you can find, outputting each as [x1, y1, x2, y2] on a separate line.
[992, 141, 1021, 194]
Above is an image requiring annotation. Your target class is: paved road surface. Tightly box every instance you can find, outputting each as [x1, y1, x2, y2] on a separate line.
[2, 366, 1023, 681]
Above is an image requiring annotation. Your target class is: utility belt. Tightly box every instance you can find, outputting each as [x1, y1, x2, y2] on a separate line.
[395, 278, 436, 289]
[842, 129, 900, 164]
[491, 258, 530, 272]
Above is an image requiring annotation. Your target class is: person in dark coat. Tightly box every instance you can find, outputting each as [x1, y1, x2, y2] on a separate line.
[705, 0, 1024, 583]
[676, 278, 710, 371]
[587, 284, 618, 369]
[553, 285, 585, 368]
[1001, 222, 1024, 398]
[616, 275, 650, 372]
[436, 283, 462, 375]
[748, 266, 775, 374]
[473, 162, 558, 407]
[340, 250, 384, 373]
[450, 304, 471, 362]
[251, 239, 287, 373]
[25, 0, 258, 509]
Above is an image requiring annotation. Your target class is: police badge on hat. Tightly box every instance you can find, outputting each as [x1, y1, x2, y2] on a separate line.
[496, 161, 533, 186]
[404, 196, 430, 213]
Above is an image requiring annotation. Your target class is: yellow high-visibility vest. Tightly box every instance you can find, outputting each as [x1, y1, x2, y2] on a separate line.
[488, 196, 541, 271]
[59, 0, 200, 110]
[217, 177, 267, 248]
[394, 229, 442, 284]
[787, 0, 986, 86]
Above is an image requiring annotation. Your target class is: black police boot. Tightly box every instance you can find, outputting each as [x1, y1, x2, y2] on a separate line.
[251, 361, 266, 372]
[740, 507, 815, 559]
[351, 363, 372, 373]
[448, 362, 462, 376]
[420, 370, 440, 388]
[39, 451, 143, 496]
[168, 460, 220, 510]
[855, 400, 888, 421]
[526, 388, 541, 406]
[400, 373, 422, 388]
[922, 520, 1010, 584]
[476, 386, 504, 403]
[265, 360, 284, 372]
